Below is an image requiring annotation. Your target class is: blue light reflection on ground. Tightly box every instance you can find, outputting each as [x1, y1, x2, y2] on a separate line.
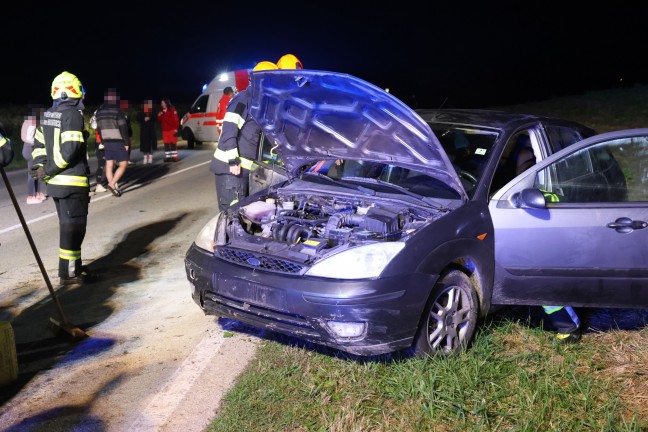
[58, 337, 117, 365]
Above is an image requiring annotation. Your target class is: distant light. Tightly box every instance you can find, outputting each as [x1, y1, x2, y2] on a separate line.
[385, 87, 390, 93]
[619, 78, 623, 83]
[201, 83, 208, 93]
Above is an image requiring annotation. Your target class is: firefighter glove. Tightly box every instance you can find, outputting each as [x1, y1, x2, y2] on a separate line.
[30, 166, 48, 180]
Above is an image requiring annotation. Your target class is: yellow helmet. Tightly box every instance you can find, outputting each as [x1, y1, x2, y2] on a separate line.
[253, 61, 279, 72]
[51, 71, 85, 100]
[277, 54, 303, 70]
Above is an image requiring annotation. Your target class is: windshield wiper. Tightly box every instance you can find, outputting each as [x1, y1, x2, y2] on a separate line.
[302, 172, 375, 195]
[341, 176, 448, 210]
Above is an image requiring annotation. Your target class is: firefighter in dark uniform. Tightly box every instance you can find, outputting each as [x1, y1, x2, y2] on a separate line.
[0, 122, 13, 167]
[31, 71, 93, 285]
[209, 61, 279, 211]
[541, 190, 581, 343]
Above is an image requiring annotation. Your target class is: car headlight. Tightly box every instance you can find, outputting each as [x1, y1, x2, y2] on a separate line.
[194, 214, 220, 252]
[305, 242, 405, 279]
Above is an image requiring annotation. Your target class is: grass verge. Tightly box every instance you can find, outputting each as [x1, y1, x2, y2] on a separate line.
[210, 317, 646, 431]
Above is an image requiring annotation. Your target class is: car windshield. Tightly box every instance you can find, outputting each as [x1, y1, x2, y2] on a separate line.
[428, 124, 499, 197]
[302, 159, 462, 201]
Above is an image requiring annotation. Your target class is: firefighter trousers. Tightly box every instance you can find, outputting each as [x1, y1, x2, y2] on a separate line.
[54, 192, 90, 278]
[542, 306, 580, 334]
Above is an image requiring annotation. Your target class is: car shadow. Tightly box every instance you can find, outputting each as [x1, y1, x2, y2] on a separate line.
[0, 213, 189, 404]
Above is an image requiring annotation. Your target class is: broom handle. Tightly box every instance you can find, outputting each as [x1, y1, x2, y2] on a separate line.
[0, 166, 71, 328]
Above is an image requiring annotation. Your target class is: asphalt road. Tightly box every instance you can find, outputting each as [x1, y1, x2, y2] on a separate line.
[0, 146, 259, 431]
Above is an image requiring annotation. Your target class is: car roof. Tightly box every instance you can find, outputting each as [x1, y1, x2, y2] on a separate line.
[415, 108, 596, 134]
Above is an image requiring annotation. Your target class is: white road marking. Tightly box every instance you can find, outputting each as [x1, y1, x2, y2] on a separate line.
[0, 161, 210, 235]
[128, 329, 225, 431]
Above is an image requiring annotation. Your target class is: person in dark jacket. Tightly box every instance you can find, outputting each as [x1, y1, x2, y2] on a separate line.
[94, 88, 130, 197]
[31, 71, 93, 285]
[136, 99, 157, 164]
[209, 61, 278, 211]
[0, 122, 14, 167]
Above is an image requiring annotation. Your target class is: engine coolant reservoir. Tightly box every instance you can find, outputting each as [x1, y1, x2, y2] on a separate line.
[241, 200, 277, 224]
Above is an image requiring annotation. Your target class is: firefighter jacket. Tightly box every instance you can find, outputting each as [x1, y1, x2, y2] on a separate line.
[210, 88, 260, 175]
[32, 99, 90, 197]
[94, 103, 130, 145]
[0, 130, 13, 167]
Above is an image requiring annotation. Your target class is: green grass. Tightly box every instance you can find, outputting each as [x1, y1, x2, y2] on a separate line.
[207, 85, 648, 432]
[210, 319, 646, 431]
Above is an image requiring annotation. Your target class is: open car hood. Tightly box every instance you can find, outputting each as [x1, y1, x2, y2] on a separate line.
[248, 70, 466, 200]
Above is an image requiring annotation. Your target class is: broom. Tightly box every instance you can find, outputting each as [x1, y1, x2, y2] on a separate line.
[0, 165, 87, 341]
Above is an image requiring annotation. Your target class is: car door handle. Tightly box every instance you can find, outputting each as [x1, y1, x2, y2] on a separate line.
[607, 217, 648, 233]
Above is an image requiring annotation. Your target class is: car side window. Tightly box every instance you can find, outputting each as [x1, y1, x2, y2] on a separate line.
[491, 129, 539, 193]
[544, 125, 594, 152]
[534, 136, 648, 203]
[190, 95, 209, 114]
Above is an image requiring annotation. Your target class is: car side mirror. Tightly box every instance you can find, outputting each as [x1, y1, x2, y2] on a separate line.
[511, 188, 546, 209]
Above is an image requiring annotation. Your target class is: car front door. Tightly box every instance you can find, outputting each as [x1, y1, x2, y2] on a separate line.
[489, 129, 648, 308]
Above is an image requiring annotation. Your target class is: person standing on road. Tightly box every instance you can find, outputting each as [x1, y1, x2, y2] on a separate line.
[0, 121, 14, 167]
[21, 106, 47, 204]
[136, 99, 157, 164]
[215, 86, 234, 136]
[120, 99, 134, 165]
[210, 61, 278, 211]
[30, 71, 93, 285]
[157, 97, 179, 162]
[94, 88, 131, 197]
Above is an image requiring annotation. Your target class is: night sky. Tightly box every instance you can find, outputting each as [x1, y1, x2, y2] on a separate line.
[5, 2, 648, 109]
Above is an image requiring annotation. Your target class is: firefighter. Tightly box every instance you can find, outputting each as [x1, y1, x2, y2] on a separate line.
[0, 122, 13, 167]
[542, 190, 581, 343]
[209, 61, 278, 211]
[31, 71, 93, 285]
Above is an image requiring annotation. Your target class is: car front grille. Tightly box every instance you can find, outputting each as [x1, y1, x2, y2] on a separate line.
[216, 247, 305, 274]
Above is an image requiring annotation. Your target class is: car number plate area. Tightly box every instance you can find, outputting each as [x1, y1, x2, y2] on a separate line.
[217, 276, 288, 310]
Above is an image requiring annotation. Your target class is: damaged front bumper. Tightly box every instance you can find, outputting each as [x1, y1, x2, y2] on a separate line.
[184, 243, 435, 356]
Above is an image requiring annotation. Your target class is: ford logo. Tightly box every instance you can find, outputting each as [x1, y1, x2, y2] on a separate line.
[246, 257, 261, 266]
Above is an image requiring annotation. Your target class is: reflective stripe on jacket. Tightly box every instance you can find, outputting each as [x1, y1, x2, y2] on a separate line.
[210, 88, 261, 175]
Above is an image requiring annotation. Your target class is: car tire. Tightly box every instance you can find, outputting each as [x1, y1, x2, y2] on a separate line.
[413, 270, 479, 356]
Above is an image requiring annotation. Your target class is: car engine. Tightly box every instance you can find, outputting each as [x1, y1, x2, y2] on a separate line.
[225, 190, 441, 259]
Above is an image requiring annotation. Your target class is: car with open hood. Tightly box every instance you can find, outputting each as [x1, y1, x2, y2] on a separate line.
[185, 69, 648, 356]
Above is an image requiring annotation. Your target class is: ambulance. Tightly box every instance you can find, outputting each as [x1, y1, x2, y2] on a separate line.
[180, 69, 250, 149]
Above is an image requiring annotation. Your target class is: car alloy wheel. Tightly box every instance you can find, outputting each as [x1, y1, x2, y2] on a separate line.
[414, 270, 479, 356]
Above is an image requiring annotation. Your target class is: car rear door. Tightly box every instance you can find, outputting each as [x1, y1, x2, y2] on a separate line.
[489, 129, 648, 308]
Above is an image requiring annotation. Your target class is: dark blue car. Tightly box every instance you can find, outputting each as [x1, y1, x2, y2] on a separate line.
[185, 70, 648, 356]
